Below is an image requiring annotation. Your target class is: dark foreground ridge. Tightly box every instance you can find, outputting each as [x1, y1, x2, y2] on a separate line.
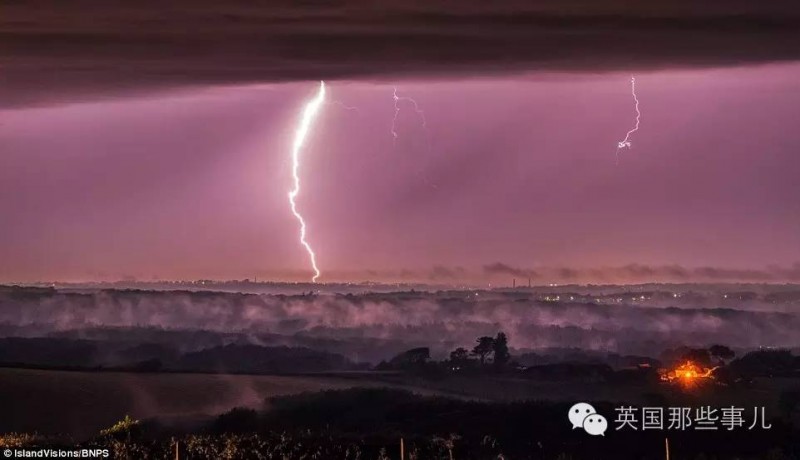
[4, 389, 798, 459]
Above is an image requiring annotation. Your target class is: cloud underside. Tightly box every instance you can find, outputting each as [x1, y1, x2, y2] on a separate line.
[2, 1, 800, 106]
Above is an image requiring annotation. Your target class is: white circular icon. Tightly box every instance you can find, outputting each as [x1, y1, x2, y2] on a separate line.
[568, 402, 597, 429]
[582, 413, 608, 436]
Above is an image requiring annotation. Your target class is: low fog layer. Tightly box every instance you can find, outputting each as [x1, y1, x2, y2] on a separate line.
[1, 285, 798, 362]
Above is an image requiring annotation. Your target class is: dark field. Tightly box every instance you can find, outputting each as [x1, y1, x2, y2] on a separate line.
[1, 366, 798, 439]
[4, 384, 799, 459]
[0, 368, 422, 439]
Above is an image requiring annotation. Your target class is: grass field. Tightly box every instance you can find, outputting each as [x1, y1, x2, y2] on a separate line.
[1, 367, 796, 441]
[0, 368, 425, 439]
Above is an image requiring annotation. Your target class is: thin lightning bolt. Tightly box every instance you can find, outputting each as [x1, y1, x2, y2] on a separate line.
[391, 87, 438, 189]
[329, 100, 360, 113]
[288, 81, 326, 283]
[391, 86, 427, 145]
[616, 76, 641, 164]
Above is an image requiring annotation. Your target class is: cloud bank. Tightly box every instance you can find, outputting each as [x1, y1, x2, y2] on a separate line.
[2, 0, 800, 106]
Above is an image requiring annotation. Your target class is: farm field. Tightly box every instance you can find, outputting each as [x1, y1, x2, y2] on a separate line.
[0, 368, 423, 439]
[2, 366, 797, 441]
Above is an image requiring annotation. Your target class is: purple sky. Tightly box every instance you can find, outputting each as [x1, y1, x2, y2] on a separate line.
[2, 64, 799, 283]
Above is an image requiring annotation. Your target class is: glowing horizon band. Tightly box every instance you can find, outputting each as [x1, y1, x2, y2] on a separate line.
[288, 81, 326, 283]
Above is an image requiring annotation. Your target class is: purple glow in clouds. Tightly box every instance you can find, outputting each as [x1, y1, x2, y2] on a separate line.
[1, 65, 799, 283]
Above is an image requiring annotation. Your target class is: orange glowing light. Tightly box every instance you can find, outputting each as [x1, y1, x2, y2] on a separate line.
[660, 361, 718, 386]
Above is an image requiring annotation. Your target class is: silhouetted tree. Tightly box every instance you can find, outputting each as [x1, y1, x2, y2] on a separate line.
[449, 347, 470, 366]
[679, 347, 712, 367]
[709, 344, 735, 363]
[493, 332, 510, 369]
[472, 337, 495, 365]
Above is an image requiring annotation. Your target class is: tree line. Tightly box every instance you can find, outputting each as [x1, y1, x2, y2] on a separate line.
[376, 332, 513, 373]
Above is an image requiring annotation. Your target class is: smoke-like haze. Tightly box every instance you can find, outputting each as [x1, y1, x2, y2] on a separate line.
[2, 286, 799, 361]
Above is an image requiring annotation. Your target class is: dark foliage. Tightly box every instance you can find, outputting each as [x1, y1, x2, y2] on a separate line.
[39, 388, 797, 459]
[730, 349, 800, 378]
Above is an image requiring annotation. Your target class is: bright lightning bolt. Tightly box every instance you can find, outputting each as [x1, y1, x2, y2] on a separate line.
[616, 76, 641, 164]
[288, 81, 326, 283]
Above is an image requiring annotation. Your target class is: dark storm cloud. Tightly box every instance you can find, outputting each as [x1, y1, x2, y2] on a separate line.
[2, 0, 800, 106]
[483, 263, 540, 280]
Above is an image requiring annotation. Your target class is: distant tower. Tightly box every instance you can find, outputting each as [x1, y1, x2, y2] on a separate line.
[528, 278, 531, 288]
[513, 278, 516, 288]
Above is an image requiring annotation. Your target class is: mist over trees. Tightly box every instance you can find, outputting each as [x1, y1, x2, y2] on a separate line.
[2, 285, 800, 363]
